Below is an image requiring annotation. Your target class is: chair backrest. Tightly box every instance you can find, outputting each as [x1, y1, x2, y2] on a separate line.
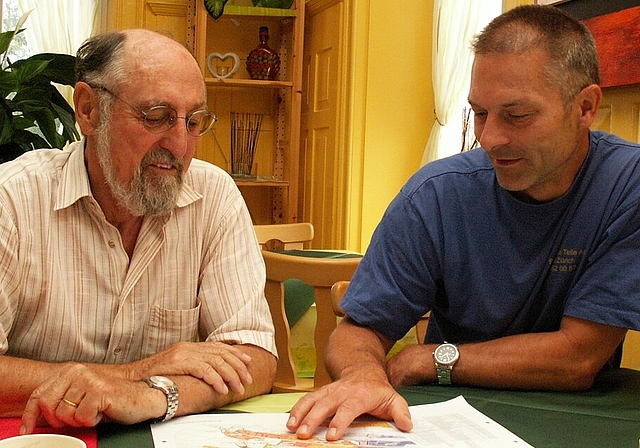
[262, 249, 361, 392]
[254, 223, 314, 250]
[330, 280, 430, 344]
[330, 280, 349, 317]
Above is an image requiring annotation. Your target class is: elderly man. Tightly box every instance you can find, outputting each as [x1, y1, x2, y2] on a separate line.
[0, 29, 276, 432]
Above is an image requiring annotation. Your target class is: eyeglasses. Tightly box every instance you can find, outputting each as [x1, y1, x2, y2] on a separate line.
[91, 85, 217, 136]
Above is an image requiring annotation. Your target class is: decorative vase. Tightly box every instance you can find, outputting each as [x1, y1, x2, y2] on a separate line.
[252, 0, 294, 8]
[246, 26, 281, 80]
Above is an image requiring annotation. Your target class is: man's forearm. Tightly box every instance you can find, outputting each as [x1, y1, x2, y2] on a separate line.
[388, 316, 627, 391]
[1, 343, 276, 419]
[324, 318, 394, 384]
[172, 344, 276, 416]
[0, 355, 67, 416]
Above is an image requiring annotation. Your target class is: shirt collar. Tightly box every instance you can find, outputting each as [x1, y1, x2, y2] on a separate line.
[55, 139, 202, 211]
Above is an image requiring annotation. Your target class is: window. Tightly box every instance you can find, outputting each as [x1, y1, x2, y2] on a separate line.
[1, 0, 32, 63]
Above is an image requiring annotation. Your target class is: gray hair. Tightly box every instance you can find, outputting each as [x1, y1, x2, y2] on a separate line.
[472, 5, 600, 105]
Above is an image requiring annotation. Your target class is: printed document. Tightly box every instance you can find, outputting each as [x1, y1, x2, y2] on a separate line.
[151, 395, 533, 447]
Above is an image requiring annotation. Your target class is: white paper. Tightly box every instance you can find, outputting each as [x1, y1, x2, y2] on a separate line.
[150, 395, 533, 447]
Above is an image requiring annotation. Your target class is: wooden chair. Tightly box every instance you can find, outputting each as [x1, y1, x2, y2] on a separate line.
[262, 250, 361, 392]
[331, 280, 430, 343]
[254, 222, 314, 250]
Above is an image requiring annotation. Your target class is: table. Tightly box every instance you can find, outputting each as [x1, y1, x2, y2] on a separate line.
[96, 367, 640, 448]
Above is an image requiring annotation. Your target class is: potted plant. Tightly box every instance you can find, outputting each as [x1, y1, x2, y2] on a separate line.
[0, 26, 79, 163]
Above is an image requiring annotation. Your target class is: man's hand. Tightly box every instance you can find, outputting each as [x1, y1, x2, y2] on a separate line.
[286, 366, 413, 441]
[124, 341, 254, 395]
[21, 363, 161, 434]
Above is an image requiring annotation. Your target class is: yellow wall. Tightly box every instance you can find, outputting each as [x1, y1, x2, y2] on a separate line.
[347, 0, 434, 251]
[347, 0, 528, 252]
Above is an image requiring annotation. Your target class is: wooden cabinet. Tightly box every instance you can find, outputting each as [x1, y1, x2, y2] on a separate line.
[190, 0, 304, 224]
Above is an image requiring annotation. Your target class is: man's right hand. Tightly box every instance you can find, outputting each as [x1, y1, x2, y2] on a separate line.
[123, 341, 254, 395]
[285, 366, 413, 441]
[21, 363, 164, 434]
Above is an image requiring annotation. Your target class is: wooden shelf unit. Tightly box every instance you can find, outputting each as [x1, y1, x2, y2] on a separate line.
[191, 0, 304, 224]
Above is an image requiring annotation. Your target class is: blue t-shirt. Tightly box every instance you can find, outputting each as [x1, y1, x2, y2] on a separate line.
[342, 131, 640, 347]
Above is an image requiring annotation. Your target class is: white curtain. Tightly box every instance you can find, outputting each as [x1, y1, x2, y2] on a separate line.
[421, 0, 501, 166]
[17, 0, 101, 104]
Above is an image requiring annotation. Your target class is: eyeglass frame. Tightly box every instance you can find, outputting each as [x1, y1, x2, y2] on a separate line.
[89, 84, 217, 137]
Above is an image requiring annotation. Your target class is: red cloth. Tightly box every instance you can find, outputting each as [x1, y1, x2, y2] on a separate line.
[0, 418, 97, 447]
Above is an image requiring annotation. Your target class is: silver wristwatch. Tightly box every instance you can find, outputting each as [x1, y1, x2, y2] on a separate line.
[433, 342, 459, 385]
[144, 375, 179, 422]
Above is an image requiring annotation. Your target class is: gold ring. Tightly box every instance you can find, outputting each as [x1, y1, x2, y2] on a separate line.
[62, 398, 79, 408]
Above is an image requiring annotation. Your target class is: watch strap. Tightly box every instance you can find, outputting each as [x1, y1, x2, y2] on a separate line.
[435, 365, 453, 385]
[145, 376, 179, 422]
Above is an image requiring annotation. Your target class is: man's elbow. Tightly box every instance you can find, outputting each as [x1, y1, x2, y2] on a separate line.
[560, 358, 606, 391]
[255, 354, 277, 395]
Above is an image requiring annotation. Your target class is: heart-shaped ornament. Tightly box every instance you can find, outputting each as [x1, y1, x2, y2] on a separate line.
[206, 52, 240, 79]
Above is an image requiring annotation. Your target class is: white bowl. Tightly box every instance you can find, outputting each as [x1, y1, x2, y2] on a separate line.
[0, 434, 86, 448]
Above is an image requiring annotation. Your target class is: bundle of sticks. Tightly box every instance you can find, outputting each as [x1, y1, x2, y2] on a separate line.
[230, 112, 263, 177]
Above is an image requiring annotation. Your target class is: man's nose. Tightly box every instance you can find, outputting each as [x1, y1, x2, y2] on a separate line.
[477, 116, 509, 151]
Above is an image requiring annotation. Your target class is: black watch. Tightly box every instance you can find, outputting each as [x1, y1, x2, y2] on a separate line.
[144, 375, 179, 422]
[433, 342, 459, 385]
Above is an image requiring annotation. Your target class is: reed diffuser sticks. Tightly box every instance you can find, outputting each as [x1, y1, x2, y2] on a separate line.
[230, 112, 264, 178]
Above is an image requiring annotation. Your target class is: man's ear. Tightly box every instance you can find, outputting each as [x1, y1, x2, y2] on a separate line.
[73, 82, 101, 135]
[576, 84, 603, 128]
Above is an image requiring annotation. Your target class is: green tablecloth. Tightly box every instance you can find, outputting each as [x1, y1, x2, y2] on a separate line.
[400, 368, 640, 448]
[97, 368, 640, 448]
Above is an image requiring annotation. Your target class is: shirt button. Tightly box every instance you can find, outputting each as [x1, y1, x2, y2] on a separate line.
[108, 240, 116, 248]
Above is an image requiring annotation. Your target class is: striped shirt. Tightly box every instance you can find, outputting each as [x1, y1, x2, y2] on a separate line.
[0, 141, 276, 364]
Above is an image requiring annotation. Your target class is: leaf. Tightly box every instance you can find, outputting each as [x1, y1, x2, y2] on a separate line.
[1, 10, 31, 67]
[12, 58, 51, 85]
[204, 0, 229, 19]
[0, 21, 79, 160]
[0, 107, 13, 144]
[52, 102, 80, 142]
[0, 70, 18, 97]
[23, 53, 76, 86]
[0, 30, 16, 56]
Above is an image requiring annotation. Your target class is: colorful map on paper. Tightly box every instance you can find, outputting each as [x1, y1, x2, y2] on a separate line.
[150, 396, 533, 447]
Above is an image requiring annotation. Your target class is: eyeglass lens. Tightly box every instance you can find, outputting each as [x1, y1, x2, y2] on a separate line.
[143, 106, 217, 136]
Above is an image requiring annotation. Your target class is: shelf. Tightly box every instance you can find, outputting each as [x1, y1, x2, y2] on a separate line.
[222, 5, 297, 18]
[234, 178, 289, 187]
[194, 0, 304, 223]
[205, 77, 294, 89]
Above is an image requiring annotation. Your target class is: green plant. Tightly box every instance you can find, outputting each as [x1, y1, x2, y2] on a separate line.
[0, 27, 79, 163]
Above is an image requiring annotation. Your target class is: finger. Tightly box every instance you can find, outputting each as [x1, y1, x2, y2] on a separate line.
[287, 389, 327, 431]
[319, 398, 368, 441]
[287, 388, 341, 440]
[387, 395, 413, 432]
[20, 394, 43, 434]
[209, 348, 254, 385]
[72, 393, 105, 428]
[22, 380, 71, 431]
[193, 350, 253, 394]
[208, 355, 247, 395]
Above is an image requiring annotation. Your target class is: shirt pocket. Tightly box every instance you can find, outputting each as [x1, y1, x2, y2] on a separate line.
[142, 302, 201, 357]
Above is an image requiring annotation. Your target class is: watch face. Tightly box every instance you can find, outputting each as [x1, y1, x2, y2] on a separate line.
[149, 375, 174, 388]
[434, 343, 459, 365]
